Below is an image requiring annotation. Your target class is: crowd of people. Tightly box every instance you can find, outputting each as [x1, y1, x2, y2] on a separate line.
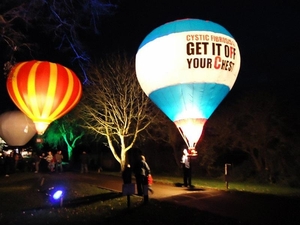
[2, 147, 190, 197]
[1, 149, 93, 177]
[33, 150, 64, 174]
[1, 150, 31, 176]
[1, 149, 64, 176]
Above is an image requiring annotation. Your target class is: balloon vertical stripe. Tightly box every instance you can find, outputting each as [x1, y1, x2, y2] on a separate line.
[28, 62, 39, 118]
[51, 68, 74, 119]
[42, 62, 57, 119]
[6, 60, 82, 134]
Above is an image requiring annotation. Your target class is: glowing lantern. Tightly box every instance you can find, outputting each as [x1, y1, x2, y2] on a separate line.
[136, 19, 241, 153]
[6, 60, 82, 135]
[0, 111, 36, 146]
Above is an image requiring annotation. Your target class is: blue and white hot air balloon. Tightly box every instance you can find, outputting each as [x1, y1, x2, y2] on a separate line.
[136, 19, 241, 154]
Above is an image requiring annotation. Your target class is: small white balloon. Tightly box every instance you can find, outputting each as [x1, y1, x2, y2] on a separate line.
[0, 111, 36, 146]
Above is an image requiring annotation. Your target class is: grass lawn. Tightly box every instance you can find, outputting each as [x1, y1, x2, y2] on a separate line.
[0, 172, 243, 225]
[1, 171, 300, 224]
[151, 174, 300, 197]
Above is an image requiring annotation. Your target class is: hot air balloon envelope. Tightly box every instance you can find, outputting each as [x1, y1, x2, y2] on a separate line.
[136, 19, 241, 151]
[0, 111, 36, 146]
[6, 60, 82, 135]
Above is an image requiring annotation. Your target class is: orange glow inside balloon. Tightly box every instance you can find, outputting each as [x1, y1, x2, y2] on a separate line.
[174, 118, 206, 150]
[34, 122, 50, 135]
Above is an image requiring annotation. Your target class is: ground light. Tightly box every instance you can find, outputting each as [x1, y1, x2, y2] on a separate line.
[47, 187, 64, 207]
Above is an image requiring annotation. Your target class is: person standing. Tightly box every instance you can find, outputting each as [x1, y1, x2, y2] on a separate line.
[80, 151, 89, 173]
[39, 153, 47, 172]
[34, 152, 42, 173]
[142, 156, 154, 194]
[14, 152, 20, 172]
[44, 151, 55, 172]
[55, 150, 64, 173]
[181, 149, 191, 187]
[4, 152, 14, 177]
[134, 155, 151, 196]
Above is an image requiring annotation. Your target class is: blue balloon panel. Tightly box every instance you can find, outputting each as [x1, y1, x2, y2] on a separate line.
[149, 83, 229, 122]
[139, 19, 233, 50]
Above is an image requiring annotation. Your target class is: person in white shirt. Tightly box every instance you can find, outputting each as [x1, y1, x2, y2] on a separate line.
[181, 149, 191, 187]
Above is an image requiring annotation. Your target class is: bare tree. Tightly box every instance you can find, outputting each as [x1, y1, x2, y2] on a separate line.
[1, 0, 117, 81]
[79, 53, 158, 171]
[0, 0, 34, 74]
[142, 112, 186, 167]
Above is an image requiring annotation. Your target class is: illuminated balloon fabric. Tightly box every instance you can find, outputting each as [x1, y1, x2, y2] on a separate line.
[0, 111, 36, 146]
[6, 60, 82, 135]
[136, 19, 241, 149]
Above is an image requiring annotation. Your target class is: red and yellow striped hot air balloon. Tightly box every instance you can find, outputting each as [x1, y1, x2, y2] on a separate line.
[6, 60, 82, 135]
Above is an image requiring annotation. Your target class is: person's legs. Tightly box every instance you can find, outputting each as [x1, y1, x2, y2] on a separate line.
[183, 167, 188, 186]
[142, 176, 149, 203]
[135, 175, 143, 195]
[48, 163, 51, 172]
[148, 185, 154, 194]
[187, 168, 192, 187]
[35, 161, 40, 173]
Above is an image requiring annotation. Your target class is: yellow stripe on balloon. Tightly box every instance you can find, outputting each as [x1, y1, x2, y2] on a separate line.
[11, 62, 34, 118]
[28, 62, 40, 118]
[63, 70, 82, 113]
[50, 67, 74, 120]
[70, 79, 82, 111]
[41, 62, 57, 120]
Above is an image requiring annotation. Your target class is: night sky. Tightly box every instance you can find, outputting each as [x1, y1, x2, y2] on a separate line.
[1, 0, 299, 112]
[100, 0, 299, 89]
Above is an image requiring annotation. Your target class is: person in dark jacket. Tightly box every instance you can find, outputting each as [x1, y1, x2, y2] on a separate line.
[4, 152, 14, 177]
[134, 155, 151, 196]
[80, 151, 89, 173]
[55, 150, 64, 173]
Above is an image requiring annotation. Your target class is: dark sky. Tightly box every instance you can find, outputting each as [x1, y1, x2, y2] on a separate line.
[100, 0, 299, 89]
[1, 0, 299, 112]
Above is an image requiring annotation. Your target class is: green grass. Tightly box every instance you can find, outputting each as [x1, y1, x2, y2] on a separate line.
[100, 171, 300, 196]
[1, 171, 300, 224]
[148, 174, 300, 197]
[0, 172, 242, 225]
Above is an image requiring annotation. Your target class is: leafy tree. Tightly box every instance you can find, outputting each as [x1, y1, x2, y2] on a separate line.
[39, 113, 84, 161]
[200, 87, 300, 182]
[79, 53, 158, 171]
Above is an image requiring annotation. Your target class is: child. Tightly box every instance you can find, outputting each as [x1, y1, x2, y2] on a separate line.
[148, 173, 154, 194]
[141, 155, 154, 194]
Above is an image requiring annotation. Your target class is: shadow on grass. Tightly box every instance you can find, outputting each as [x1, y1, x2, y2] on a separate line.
[23, 192, 123, 211]
[0, 177, 38, 188]
[174, 182, 205, 191]
[64, 192, 123, 207]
